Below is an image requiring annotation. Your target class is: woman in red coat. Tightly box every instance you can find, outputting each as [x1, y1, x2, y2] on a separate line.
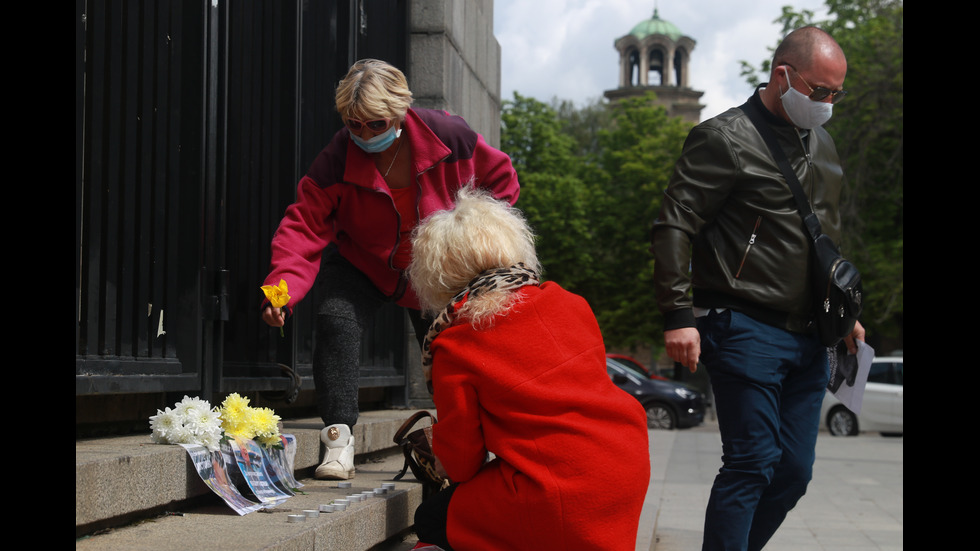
[408, 187, 650, 550]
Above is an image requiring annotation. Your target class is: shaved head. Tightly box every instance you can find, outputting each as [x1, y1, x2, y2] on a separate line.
[772, 26, 845, 74]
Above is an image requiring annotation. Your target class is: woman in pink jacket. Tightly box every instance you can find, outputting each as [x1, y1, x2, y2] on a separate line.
[260, 60, 519, 481]
[409, 188, 650, 550]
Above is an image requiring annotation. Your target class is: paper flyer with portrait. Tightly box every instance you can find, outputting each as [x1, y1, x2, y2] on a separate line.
[182, 433, 301, 515]
[826, 340, 875, 415]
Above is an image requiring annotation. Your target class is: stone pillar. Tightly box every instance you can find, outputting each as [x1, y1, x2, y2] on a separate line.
[408, 0, 502, 147]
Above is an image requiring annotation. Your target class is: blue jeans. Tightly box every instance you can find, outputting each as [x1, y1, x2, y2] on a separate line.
[698, 310, 829, 551]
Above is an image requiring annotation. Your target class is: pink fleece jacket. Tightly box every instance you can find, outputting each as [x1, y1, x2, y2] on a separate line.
[263, 108, 520, 310]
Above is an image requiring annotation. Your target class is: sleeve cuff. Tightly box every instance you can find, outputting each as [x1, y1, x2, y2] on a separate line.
[663, 308, 697, 331]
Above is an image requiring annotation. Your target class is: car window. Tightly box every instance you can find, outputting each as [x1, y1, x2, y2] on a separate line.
[607, 361, 642, 385]
[868, 361, 902, 385]
[867, 363, 891, 384]
[608, 358, 647, 379]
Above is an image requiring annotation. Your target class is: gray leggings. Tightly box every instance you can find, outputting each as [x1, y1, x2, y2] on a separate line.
[312, 248, 428, 428]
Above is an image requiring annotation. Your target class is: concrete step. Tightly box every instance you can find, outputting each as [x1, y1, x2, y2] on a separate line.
[76, 409, 432, 550]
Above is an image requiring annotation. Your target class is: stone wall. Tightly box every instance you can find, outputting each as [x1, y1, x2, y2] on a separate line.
[409, 0, 502, 147]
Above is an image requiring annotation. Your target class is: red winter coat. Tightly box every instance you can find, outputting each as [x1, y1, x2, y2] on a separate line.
[430, 282, 651, 550]
[263, 108, 520, 310]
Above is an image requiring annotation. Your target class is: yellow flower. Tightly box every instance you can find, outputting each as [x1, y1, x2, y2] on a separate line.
[251, 407, 282, 438]
[261, 279, 290, 309]
[260, 279, 290, 336]
[257, 434, 283, 449]
[219, 393, 251, 436]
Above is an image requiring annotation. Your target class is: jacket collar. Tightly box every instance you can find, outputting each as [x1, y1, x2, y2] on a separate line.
[750, 83, 793, 128]
[342, 108, 451, 190]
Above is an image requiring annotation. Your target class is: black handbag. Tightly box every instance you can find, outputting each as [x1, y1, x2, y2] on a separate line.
[742, 100, 863, 347]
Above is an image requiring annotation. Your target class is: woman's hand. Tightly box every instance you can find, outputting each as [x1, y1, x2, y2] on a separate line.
[262, 305, 285, 327]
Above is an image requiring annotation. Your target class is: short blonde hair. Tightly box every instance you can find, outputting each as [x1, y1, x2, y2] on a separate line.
[409, 186, 541, 325]
[335, 59, 413, 122]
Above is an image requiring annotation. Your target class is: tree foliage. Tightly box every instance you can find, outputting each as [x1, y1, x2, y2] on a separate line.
[501, 92, 691, 349]
[501, 93, 596, 294]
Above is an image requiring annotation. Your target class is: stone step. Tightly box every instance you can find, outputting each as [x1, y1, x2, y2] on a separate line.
[76, 410, 431, 550]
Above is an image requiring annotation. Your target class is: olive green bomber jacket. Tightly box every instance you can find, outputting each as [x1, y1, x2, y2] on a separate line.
[651, 89, 844, 334]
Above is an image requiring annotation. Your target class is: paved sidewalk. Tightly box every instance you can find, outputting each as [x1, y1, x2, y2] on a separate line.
[382, 418, 903, 551]
[645, 420, 904, 551]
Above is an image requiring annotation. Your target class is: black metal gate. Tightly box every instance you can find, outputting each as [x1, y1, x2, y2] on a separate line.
[76, 0, 410, 407]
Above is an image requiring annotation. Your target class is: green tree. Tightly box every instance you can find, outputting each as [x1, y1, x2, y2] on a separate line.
[502, 92, 691, 350]
[741, 1, 904, 343]
[588, 94, 692, 349]
[501, 93, 596, 293]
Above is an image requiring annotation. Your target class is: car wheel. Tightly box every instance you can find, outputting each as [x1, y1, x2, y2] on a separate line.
[645, 403, 676, 430]
[827, 406, 858, 436]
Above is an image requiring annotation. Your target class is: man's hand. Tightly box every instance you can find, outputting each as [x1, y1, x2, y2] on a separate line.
[262, 305, 285, 327]
[844, 320, 866, 354]
[665, 327, 701, 373]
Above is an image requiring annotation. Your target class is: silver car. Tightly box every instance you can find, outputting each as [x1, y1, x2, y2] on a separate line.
[821, 356, 903, 436]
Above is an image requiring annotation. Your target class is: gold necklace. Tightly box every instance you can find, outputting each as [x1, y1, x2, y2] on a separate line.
[383, 137, 403, 178]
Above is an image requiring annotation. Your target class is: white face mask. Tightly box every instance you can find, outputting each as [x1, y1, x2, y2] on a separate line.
[780, 67, 833, 129]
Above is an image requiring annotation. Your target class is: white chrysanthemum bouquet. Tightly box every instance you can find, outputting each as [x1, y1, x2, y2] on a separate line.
[149, 393, 282, 451]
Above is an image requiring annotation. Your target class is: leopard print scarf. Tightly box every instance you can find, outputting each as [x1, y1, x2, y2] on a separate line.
[421, 263, 540, 394]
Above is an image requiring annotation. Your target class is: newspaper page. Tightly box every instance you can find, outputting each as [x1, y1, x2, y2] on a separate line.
[228, 436, 292, 507]
[182, 433, 301, 514]
[826, 339, 875, 414]
[262, 434, 302, 494]
[181, 443, 264, 515]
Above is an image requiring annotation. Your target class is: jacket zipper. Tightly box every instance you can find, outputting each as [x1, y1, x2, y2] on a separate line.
[735, 216, 762, 279]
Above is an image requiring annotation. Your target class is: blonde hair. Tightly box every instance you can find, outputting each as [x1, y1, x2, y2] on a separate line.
[409, 186, 541, 327]
[335, 59, 414, 122]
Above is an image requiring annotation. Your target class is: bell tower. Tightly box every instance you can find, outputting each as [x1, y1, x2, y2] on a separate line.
[604, 8, 704, 123]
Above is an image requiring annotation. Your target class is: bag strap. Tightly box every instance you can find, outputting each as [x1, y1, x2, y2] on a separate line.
[392, 410, 435, 444]
[740, 99, 824, 242]
[392, 410, 437, 482]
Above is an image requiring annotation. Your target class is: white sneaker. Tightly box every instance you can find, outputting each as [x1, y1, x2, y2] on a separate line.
[315, 424, 355, 480]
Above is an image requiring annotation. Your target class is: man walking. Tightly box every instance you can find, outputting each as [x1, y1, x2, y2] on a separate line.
[651, 26, 865, 551]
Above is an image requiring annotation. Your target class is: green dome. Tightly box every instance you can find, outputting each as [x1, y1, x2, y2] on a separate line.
[629, 9, 682, 41]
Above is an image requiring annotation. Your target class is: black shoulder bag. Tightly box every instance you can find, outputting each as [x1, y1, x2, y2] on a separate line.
[742, 100, 862, 347]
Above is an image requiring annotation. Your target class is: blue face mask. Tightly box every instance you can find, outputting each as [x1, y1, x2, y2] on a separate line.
[350, 126, 401, 153]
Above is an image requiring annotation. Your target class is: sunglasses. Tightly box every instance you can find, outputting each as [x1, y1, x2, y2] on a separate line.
[788, 67, 847, 104]
[345, 117, 393, 132]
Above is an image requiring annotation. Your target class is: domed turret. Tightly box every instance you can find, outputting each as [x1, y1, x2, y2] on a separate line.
[629, 10, 683, 42]
[604, 8, 704, 123]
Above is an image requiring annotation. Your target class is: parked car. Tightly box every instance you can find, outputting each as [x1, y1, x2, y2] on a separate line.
[607, 357, 705, 430]
[821, 356, 903, 436]
[606, 353, 668, 380]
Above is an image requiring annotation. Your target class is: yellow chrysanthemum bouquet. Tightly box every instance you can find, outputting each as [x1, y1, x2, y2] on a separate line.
[149, 393, 283, 450]
[219, 393, 283, 449]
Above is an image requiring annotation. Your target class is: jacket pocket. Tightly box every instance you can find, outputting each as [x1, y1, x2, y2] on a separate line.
[735, 216, 762, 279]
